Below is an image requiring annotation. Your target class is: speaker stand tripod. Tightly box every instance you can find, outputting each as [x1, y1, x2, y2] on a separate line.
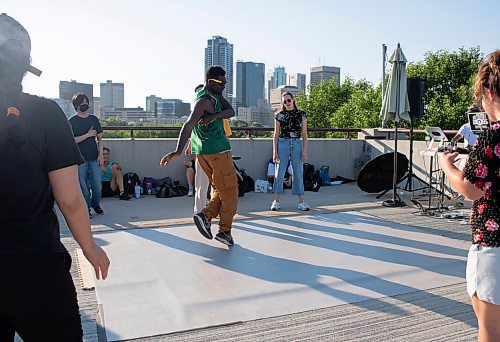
[377, 117, 426, 201]
[400, 116, 427, 192]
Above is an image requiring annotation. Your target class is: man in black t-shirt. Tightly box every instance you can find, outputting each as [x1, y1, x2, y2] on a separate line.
[69, 93, 104, 217]
[0, 13, 109, 341]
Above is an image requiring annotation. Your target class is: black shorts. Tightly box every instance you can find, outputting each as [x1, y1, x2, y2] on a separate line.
[102, 180, 119, 197]
[0, 251, 82, 341]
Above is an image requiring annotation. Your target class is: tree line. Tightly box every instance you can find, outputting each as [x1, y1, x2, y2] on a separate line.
[296, 46, 483, 137]
[102, 47, 484, 139]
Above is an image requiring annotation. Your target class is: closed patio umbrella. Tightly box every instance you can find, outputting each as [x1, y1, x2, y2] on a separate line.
[379, 43, 411, 207]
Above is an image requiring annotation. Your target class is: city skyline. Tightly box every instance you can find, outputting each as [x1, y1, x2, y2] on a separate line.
[3, 0, 499, 108]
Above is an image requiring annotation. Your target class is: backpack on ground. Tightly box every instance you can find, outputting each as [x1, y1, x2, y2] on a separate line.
[319, 165, 331, 186]
[303, 163, 321, 192]
[143, 176, 172, 195]
[233, 162, 254, 197]
[123, 172, 141, 195]
[240, 169, 255, 193]
[155, 182, 188, 198]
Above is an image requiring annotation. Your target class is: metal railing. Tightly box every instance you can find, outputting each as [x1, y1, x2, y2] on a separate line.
[102, 126, 363, 139]
[377, 128, 458, 140]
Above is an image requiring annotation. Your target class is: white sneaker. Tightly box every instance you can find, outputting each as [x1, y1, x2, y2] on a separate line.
[298, 201, 310, 211]
[270, 200, 280, 211]
[188, 189, 194, 197]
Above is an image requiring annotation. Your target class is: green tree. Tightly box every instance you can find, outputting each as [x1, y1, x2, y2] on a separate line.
[296, 77, 355, 132]
[332, 80, 382, 130]
[101, 116, 128, 127]
[230, 119, 249, 138]
[101, 116, 130, 138]
[406, 47, 483, 129]
[296, 77, 381, 137]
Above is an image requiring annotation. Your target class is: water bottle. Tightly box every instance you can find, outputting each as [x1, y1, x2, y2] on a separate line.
[134, 184, 141, 199]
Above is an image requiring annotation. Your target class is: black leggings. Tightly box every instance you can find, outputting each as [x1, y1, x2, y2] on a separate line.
[0, 252, 82, 341]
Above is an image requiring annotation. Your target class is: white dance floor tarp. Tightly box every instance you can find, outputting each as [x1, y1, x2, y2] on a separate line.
[89, 212, 468, 341]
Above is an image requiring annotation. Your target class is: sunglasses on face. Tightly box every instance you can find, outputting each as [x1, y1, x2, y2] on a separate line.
[283, 98, 293, 104]
[208, 78, 226, 86]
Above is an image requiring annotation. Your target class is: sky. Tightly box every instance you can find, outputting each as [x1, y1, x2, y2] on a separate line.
[3, 0, 499, 108]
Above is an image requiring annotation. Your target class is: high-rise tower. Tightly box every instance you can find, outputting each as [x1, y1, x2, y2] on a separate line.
[204, 36, 234, 100]
[235, 61, 265, 110]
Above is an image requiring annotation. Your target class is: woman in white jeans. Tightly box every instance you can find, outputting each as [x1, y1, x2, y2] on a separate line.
[440, 50, 500, 341]
[270, 92, 309, 211]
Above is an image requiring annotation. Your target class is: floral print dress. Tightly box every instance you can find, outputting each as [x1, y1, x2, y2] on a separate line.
[463, 122, 500, 247]
[275, 109, 306, 138]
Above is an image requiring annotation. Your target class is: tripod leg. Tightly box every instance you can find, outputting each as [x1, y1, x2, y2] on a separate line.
[376, 188, 390, 199]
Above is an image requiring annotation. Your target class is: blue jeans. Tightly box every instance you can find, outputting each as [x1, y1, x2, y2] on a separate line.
[78, 161, 102, 210]
[274, 138, 304, 196]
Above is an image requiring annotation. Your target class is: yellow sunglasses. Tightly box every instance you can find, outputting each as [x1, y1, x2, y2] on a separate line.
[208, 78, 225, 85]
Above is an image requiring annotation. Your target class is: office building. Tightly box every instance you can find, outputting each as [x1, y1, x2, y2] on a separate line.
[93, 97, 101, 118]
[156, 99, 191, 118]
[101, 107, 155, 123]
[267, 66, 286, 103]
[100, 80, 124, 109]
[51, 98, 75, 119]
[204, 36, 234, 100]
[59, 80, 94, 113]
[270, 66, 286, 88]
[310, 66, 341, 86]
[269, 85, 301, 111]
[288, 73, 307, 93]
[235, 61, 265, 111]
[237, 100, 274, 127]
[146, 95, 162, 113]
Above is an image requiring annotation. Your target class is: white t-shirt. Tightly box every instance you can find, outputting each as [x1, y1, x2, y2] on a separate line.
[458, 123, 478, 147]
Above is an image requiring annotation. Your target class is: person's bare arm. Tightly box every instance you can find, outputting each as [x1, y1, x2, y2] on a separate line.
[160, 98, 211, 165]
[49, 165, 109, 279]
[273, 119, 280, 163]
[301, 117, 308, 161]
[74, 126, 97, 143]
[199, 95, 235, 125]
[97, 133, 104, 165]
[451, 133, 463, 143]
[439, 151, 485, 201]
[217, 95, 235, 119]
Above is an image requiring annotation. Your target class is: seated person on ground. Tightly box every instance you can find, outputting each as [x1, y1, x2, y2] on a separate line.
[267, 158, 293, 189]
[184, 156, 195, 197]
[100, 147, 130, 200]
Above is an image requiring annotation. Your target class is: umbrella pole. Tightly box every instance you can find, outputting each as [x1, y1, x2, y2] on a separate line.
[382, 124, 406, 207]
[392, 123, 399, 201]
[384, 54, 406, 207]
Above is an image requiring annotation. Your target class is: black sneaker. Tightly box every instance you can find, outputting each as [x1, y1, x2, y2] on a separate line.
[93, 206, 104, 215]
[193, 212, 212, 239]
[215, 230, 234, 246]
[119, 192, 131, 201]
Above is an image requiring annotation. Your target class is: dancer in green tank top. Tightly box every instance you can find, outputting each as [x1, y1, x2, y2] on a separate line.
[160, 66, 239, 246]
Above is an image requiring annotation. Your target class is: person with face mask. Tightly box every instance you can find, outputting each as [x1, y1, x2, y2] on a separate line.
[69, 93, 105, 217]
[0, 14, 109, 341]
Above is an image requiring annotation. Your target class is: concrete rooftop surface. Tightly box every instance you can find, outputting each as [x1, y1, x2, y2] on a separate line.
[52, 183, 476, 342]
